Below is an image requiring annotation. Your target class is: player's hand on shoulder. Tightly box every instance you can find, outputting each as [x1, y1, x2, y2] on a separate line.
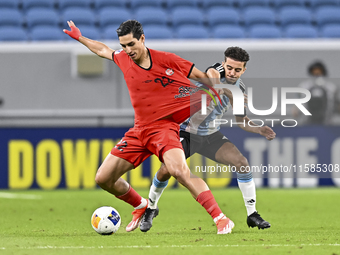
[206, 67, 221, 79]
[63, 20, 82, 40]
[259, 126, 276, 141]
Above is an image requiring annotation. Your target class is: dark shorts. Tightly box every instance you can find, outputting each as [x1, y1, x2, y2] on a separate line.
[180, 130, 231, 161]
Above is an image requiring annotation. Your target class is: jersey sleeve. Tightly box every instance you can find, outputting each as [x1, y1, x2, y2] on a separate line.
[236, 78, 247, 117]
[166, 52, 195, 78]
[239, 78, 246, 94]
[112, 49, 124, 66]
[205, 63, 225, 78]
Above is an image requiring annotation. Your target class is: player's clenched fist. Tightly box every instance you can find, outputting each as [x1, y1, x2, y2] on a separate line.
[63, 20, 82, 40]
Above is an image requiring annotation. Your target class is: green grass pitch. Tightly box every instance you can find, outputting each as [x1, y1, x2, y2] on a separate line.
[0, 187, 339, 255]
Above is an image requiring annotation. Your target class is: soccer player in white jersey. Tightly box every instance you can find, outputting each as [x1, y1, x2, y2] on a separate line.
[140, 47, 276, 232]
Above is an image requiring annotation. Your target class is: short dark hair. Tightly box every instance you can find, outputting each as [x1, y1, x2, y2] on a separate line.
[116, 20, 144, 40]
[224, 47, 250, 67]
[308, 61, 327, 77]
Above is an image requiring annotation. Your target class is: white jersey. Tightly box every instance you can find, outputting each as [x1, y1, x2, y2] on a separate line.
[180, 63, 246, 135]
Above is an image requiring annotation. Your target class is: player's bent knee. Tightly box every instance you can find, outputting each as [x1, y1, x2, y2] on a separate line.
[165, 161, 186, 176]
[95, 172, 106, 187]
[95, 169, 118, 188]
[168, 166, 190, 182]
[235, 156, 249, 169]
[170, 169, 182, 180]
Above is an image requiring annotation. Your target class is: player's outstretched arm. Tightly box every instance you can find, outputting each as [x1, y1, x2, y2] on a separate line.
[189, 66, 216, 88]
[235, 116, 276, 140]
[189, 66, 208, 80]
[63, 20, 114, 60]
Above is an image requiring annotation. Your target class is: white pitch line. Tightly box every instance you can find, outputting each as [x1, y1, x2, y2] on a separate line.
[0, 192, 42, 200]
[1, 244, 339, 250]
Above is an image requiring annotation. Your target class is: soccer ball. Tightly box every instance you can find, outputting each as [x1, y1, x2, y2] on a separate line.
[91, 206, 121, 235]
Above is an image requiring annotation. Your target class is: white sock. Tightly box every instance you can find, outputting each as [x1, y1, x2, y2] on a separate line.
[149, 183, 167, 209]
[148, 172, 168, 209]
[134, 197, 148, 209]
[237, 172, 257, 216]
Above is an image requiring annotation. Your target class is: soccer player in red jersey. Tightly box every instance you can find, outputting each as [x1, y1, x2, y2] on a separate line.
[64, 20, 234, 234]
[141, 47, 276, 233]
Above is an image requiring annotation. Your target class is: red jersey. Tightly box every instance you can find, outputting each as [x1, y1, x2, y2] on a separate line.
[113, 48, 204, 126]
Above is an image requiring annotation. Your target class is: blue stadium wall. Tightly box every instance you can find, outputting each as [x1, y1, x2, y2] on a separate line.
[1, 126, 340, 190]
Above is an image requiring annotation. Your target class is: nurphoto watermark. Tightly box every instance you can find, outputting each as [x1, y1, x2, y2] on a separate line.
[200, 84, 311, 127]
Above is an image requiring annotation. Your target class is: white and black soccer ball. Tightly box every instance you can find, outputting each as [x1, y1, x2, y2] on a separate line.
[91, 206, 121, 235]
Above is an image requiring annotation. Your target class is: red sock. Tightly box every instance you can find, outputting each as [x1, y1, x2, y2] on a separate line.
[116, 186, 142, 208]
[196, 190, 223, 220]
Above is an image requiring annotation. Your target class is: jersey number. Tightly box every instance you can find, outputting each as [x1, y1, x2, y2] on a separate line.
[154, 77, 174, 88]
[115, 140, 128, 152]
